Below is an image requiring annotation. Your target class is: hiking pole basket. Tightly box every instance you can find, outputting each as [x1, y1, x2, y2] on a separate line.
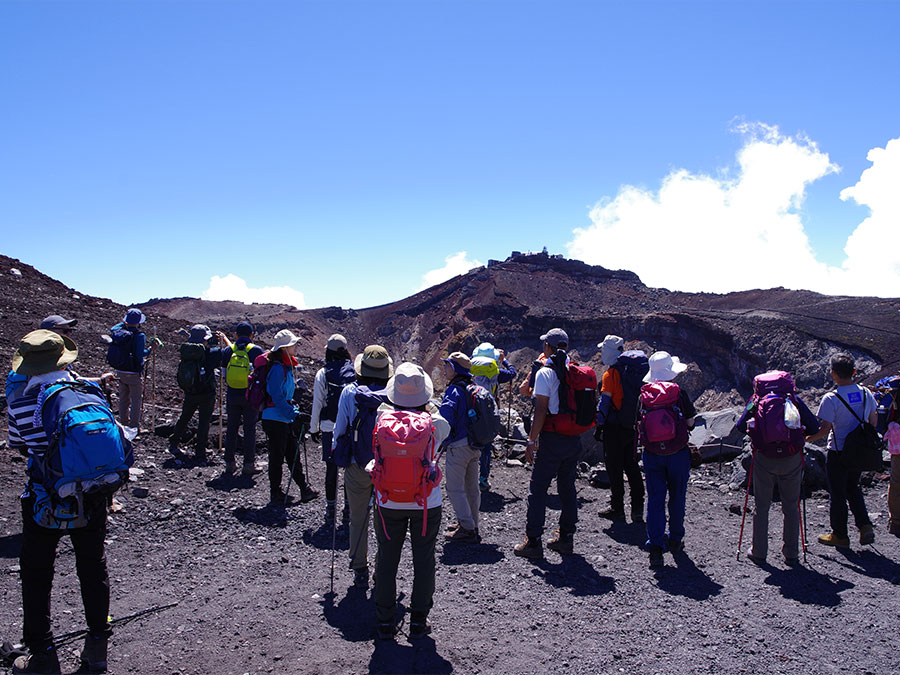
[737, 450, 755, 560]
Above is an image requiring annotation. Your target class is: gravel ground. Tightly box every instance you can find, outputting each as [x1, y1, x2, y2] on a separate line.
[0, 429, 898, 675]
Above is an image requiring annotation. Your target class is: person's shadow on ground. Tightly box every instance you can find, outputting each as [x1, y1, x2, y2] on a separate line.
[479, 490, 521, 513]
[653, 552, 724, 601]
[762, 560, 854, 606]
[206, 473, 255, 492]
[301, 522, 350, 551]
[602, 521, 647, 549]
[529, 554, 616, 597]
[232, 504, 288, 528]
[369, 635, 453, 675]
[831, 547, 900, 585]
[439, 541, 504, 566]
[319, 586, 375, 643]
[0, 533, 22, 558]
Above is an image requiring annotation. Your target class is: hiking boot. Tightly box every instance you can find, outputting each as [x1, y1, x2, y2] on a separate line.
[513, 536, 543, 559]
[818, 532, 850, 548]
[859, 524, 875, 545]
[479, 476, 490, 492]
[167, 445, 186, 462]
[444, 522, 461, 536]
[353, 567, 370, 588]
[445, 525, 478, 542]
[299, 485, 320, 503]
[224, 460, 237, 474]
[80, 634, 108, 673]
[409, 619, 431, 639]
[648, 545, 664, 569]
[668, 540, 685, 554]
[13, 646, 61, 674]
[270, 489, 294, 506]
[241, 463, 261, 477]
[746, 548, 765, 565]
[598, 507, 626, 522]
[547, 529, 574, 555]
[784, 556, 801, 567]
[376, 622, 397, 641]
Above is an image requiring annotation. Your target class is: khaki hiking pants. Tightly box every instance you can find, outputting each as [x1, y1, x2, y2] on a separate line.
[345, 463, 374, 571]
[752, 452, 802, 561]
[116, 370, 143, 429]
[444, 442, 482, 532]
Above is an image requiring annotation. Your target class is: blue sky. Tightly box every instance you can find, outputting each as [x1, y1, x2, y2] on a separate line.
[2, 1, 898, 307]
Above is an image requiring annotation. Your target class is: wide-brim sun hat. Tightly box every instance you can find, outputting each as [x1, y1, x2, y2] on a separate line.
[386, 362, 434, 408]
[443, 351, 471, 373]
[472, 342, 500, 361]
[124, 308, 146, 325]
[355, 345, 394, 379]
[271, 329, 301, 352]
[189, 324, 212, 343]
[12, 329, 78, 376]
[644, 351, 688, 383]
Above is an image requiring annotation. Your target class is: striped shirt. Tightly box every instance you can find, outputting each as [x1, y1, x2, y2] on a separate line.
[7, 370, 73, 460]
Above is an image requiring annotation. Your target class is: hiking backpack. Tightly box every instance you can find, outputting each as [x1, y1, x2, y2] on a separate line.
[323, 360, 357, 423]
[332, 385, 389, 468]
[470, 356, 501, 398]
[638, 381, 690, 455]
[455, 381, 502, 448]
[34, 380, 134, 528]
[246, 351, 274, 412]
[612, 350, 650, 428]
[177, 343, 214, 394]
[226, 343, 256, 389]
[542, 351, 598, 436]
[745, 371, 805, 458]
[106, 327, 136, 371]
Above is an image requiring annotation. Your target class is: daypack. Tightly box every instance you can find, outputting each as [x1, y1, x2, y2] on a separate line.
[542, 351, 597, 436]
[323, 360, 357, 423]
[246, 351, 274, 412]
[612, 350, 649, 428]
[226, 343, 256, 389]
[333, 385, 389, 468]
[745, 371, 805, 458]
[177, 342, 214, 394]
[454, 381, 502, 448]
[372, 409, 439, 536]
[638, 381, 690, 455]
[470, 356, 501, 398]
[835, 391, 884, 473]
[106, 327, 137, 371]
[34, 380, 134, 528]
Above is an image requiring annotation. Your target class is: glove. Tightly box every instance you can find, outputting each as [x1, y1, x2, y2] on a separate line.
[149, 336, 164, 349]
[593, 425, 604, 442]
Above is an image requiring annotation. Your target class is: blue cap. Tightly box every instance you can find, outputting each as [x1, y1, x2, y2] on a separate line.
[236, 321, 254, 337]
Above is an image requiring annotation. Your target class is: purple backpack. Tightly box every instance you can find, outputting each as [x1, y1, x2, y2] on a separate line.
[747, 371, 805, 458]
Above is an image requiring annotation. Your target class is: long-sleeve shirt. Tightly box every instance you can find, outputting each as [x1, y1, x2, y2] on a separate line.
[310, 367, 330, 433]
[439, 376, 471, 445]
[261, 362, 299, 423]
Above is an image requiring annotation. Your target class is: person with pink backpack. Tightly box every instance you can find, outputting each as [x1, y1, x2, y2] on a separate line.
[369, 362, 449, 641]
[735, 370, 819, 565]
[637, 351, 696, 569]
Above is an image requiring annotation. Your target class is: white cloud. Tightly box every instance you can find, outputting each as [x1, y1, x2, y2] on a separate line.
[419, 251, 484, 290]
[566, 123, 900, 297]
[201, 274, 307, 309]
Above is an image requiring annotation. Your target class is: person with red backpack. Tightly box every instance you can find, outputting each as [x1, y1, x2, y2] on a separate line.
[330, 345, 393, 588]
[514, 328, 596, 559]
[735, 371, 819, 565]
[595, 335, 647, 524]
[370, 362, 449, 641]
[638, 351, 696, 569]
[310, 334, 357, 525]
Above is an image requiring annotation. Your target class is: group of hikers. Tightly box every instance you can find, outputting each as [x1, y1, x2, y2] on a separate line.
[5, 310, 900, 673]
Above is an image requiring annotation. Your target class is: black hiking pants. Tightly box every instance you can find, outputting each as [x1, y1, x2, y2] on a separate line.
[262, 419, 309, 496]
[604, 424, 644, 514]
[171, 391, 215, 456]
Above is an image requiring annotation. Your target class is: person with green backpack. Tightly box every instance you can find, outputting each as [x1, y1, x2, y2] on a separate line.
[220, 322, 264, 475]
[168, 325, 226, 465]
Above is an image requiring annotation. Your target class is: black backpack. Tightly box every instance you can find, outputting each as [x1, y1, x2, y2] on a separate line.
[323, 360, 357, 423]
[613, 350, 650, 428]
[177, 343, 215, 394]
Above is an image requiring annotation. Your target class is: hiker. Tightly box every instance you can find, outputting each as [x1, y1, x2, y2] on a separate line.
[515, 328, 596, 559]
[331, 345, 393, 588]
[885, 419, 900, 537]
[220, 321, 264, 475]
[370, 362, 449, 640]
[168, 325, 226, 465]
[806, 353, 878, 548]
[639, 351, 696, 568]
[441, 352, 482, 542]
[106, 308, 154, 429]
[8, 330, 128, 674]
[470, 342, 517, 491]
[595, 335, 647, 523]
[310, 334, 357, 524]
[261, 329, 319, 505]
[735, 371, 819, 565]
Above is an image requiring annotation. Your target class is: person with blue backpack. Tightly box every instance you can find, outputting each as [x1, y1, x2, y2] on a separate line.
[595, 335, 647, 524]
[331, 345, 393, 588]
[310, 334, 357, 525]
[220, 321, 264, 475]
[106, 308, 155, 430]
[8, 330, 133, 674]
[470, 342, 517, 492]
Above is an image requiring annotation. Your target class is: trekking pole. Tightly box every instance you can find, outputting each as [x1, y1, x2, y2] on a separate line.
[737, 450, 755, 560]
[348, 495, 374, 573]
[141, 365, 148, 429]
[507, 380, 513, 437]
[52, 602, 179, 648]
[218, 369, 224, 455]
[151, 339, 158, 431]
[329, 493, 338, 594]
[799, 451, 808, 562]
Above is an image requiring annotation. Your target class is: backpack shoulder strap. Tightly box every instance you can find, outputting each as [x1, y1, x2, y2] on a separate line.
[834, 392, 864, 425]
